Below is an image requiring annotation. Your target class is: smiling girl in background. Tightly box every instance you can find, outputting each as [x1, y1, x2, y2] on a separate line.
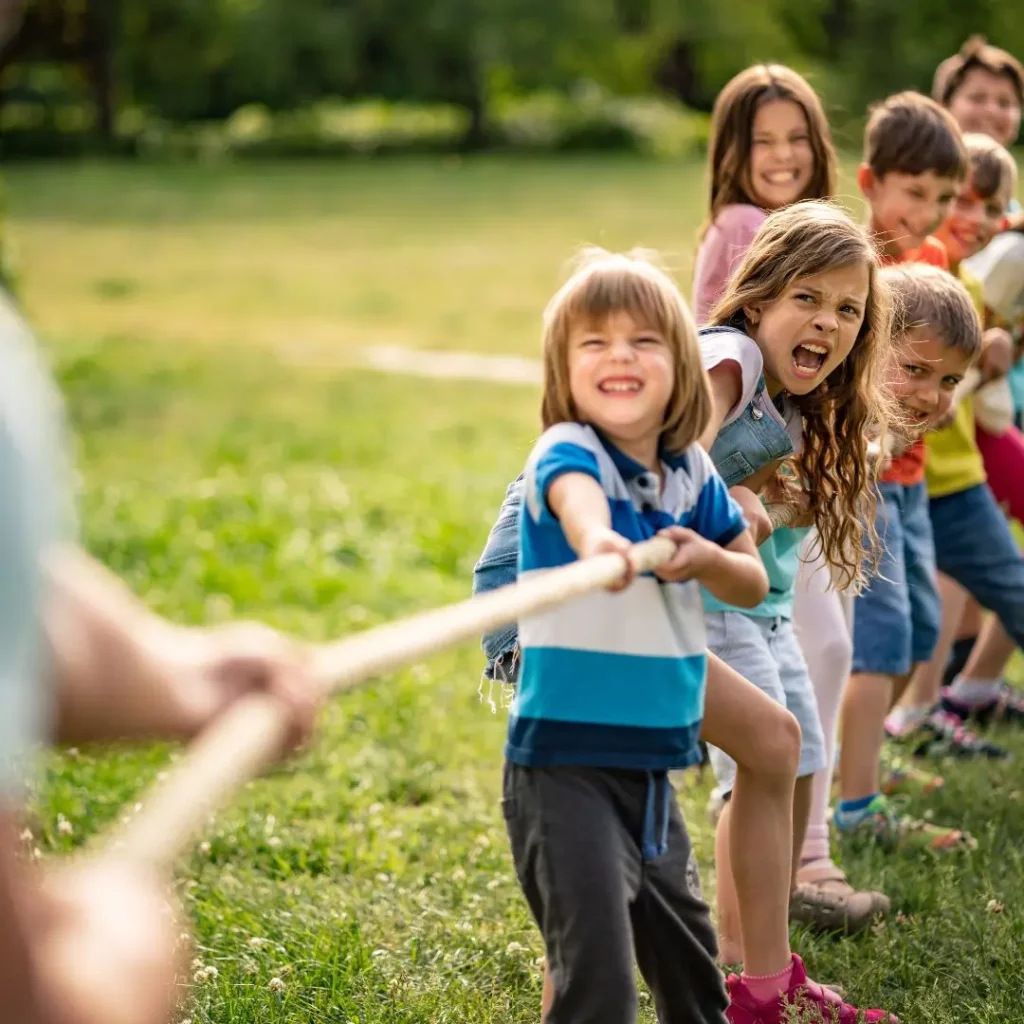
[692, 64, 837, 324]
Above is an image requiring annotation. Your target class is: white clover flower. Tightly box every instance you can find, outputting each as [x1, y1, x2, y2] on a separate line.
[268, 977, 286, 993]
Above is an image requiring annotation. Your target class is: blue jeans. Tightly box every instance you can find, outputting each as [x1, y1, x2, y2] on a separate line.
[929, 483, 1024, 649]
[852, 480, 941, 675]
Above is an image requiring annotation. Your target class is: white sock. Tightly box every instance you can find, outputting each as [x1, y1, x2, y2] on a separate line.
[948, 675, 1002, 706]
[886, 703, 930, 734]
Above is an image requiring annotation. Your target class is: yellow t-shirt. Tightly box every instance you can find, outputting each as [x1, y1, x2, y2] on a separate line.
[924, 266, 988, 498]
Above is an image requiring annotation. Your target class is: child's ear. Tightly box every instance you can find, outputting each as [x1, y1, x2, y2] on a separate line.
[743, 304, 762, 325]
[856, 164, 876, 197]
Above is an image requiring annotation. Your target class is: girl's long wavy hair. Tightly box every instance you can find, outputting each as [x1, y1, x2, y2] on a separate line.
[709, 201, 899, 590]
[699, 64, 837, 242]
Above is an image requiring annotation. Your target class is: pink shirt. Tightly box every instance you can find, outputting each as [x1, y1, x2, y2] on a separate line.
[692, 204, 768, 325]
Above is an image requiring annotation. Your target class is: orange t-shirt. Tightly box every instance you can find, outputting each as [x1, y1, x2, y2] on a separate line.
[879, 236, 950, 486]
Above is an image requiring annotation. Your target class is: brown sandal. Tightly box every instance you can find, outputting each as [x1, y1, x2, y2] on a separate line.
[790, 861, 890, 935]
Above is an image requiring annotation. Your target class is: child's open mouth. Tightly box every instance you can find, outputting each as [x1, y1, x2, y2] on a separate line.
[598, 377, 643, 394]
[791, 343, 829, 378]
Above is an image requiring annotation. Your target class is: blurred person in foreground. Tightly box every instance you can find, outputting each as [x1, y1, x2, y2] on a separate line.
[0, 91, 318, 1024]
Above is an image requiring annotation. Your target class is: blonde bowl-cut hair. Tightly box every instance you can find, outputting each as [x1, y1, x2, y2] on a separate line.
[708, 201, 898, 590]
[541, 248, 712, 456]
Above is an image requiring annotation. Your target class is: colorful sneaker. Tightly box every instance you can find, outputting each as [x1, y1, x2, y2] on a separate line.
[941, 682, 1024, 727]
[919, 708, 1011, 760]
[726, 954, 897, 1023]
[790, 861, 890, 935]
[836, 793, 976, 853]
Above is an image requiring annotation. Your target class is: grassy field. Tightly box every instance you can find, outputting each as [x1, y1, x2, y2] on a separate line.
[9, 156, 1024, 1023]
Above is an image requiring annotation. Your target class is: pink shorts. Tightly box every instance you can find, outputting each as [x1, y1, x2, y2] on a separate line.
[977, 424, 1024, 523]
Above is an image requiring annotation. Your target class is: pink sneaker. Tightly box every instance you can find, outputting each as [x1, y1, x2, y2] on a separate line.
[726, 954, 897, 1023]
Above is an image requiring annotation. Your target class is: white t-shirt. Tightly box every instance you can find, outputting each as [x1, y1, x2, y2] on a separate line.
[0, 294, 68, 794]
[699, 326, 804, 454]
[964, 232, 1024, 323]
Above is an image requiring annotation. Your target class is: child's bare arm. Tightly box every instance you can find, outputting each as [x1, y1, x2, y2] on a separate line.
[654, 526, 768, 608]
[547, 473, 635, 590]
[727, 485, 774, 545]
[698, 363, 743, 453]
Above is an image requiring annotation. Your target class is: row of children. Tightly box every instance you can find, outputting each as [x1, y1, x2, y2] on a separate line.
[472, 35, 1024, 1024]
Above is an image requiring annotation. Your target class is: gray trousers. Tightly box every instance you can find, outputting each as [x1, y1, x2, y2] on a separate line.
[502, 763, 728, 1024]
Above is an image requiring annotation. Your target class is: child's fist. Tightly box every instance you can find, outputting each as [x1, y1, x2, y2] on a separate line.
[578, 526, 636, 592]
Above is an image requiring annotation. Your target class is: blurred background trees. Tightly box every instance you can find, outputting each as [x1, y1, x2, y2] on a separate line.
[1, 0, 1020, 157]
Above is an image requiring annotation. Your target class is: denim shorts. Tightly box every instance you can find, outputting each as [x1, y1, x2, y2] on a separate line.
[705, 611, 827, 797]
[929, 483, 1024, 650]
[852, 480, 940, 676]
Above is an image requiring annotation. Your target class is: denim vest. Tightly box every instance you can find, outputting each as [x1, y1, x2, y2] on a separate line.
[472, 385, 794, 681]
[709, 372, 795, 486]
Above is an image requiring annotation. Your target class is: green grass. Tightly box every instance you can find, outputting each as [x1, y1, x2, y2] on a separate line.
[9, 156, 1024, 1022]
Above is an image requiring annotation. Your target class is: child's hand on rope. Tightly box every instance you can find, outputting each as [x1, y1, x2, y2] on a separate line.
[980, 327, 1014, 383]
[577, 525, 636, 592]
[653, 526, 721, 583]
[763, 462, 812, 529]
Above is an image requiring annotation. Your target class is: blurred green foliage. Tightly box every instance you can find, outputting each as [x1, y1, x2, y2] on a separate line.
[1, 0, 1022, 156]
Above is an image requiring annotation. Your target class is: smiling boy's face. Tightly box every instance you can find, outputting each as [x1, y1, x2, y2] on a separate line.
[933, 172, 1012, 266]
[889, 327, 972, 430]
[858, 166, 960, 258]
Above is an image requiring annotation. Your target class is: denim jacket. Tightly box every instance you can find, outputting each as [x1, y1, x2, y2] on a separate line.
[472, 474, 525, 681]
[472, 383, 794, 681]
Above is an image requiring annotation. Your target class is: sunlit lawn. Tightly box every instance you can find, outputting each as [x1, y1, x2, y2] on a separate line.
[10, 155, 1024, 1022]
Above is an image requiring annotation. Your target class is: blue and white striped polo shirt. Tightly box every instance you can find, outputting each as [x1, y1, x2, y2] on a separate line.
[507, 422, 747, 770]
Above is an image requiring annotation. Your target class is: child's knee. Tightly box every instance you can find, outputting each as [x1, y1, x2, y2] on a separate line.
[741, 703, 801, 781]
[812, 630, 853, 674]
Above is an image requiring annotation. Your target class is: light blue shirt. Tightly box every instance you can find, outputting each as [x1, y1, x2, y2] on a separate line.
[703, 525, 810, 620]
[0, 293, 69, 793]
